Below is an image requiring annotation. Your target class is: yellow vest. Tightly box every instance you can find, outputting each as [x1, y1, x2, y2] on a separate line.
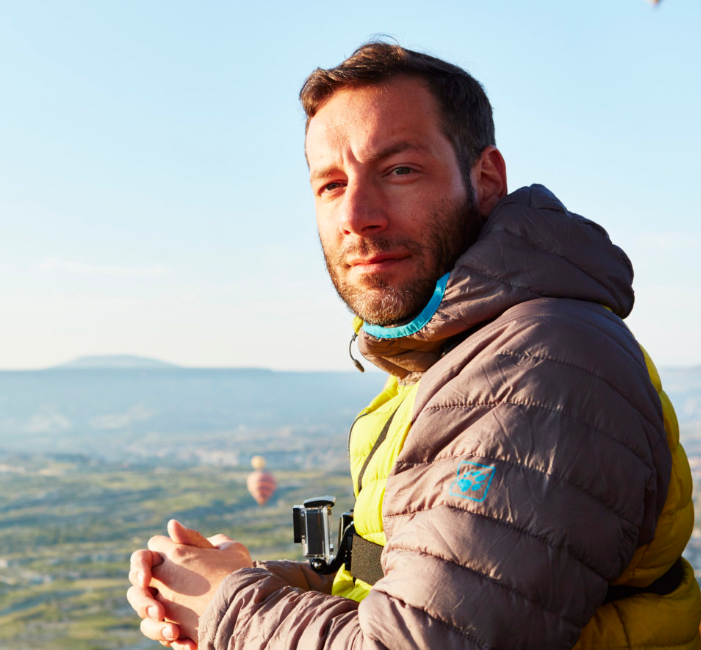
[332, 377, 418, 602]
[332, 348, 701, 647]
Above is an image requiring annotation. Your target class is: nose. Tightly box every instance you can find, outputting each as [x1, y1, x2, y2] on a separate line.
[338, 178, 388, 236]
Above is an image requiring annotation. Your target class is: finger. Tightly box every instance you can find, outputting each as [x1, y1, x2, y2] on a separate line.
[147, 534, 177, 555]
[168, 519, 215, 549]
[171, 639, 198, 650]
[207, 533, 234, 548]
[140, 617, 180, 644]
[126, 585, 165, 621]
[219, 540, 254, 569]
[130, 549, 165, 587]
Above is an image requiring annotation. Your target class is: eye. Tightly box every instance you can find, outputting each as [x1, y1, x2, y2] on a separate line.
[391, 166, 414, 176]
[320, 181, 345, 195]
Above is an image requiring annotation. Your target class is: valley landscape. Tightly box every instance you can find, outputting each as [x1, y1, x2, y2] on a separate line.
[0, 359, 699, 649]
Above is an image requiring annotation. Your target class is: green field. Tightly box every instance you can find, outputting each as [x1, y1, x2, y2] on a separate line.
[0, 455, 354, 650]
[2, 426, 701, 649]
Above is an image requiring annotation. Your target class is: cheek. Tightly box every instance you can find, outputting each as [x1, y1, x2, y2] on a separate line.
[316, 215, 339, 250]
[315, 204, 330, 234]
[316, 226, 337, 264]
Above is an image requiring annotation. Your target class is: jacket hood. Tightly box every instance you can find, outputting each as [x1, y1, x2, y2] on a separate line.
[357, 184, 635, 379]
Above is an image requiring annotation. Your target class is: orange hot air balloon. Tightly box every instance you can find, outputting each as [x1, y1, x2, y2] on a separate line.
[247, 456, 277, 506]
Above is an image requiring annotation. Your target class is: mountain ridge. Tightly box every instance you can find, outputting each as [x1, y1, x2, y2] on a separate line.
[51, 354, 179, 369]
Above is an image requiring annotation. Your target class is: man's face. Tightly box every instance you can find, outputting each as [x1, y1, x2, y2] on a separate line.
[306, 77, 482, 326]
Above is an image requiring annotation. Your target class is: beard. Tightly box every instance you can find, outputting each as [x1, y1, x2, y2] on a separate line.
[322, 188, 483, 326]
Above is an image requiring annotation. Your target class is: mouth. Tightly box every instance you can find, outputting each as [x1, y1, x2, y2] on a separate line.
[347, 253, 409, 274]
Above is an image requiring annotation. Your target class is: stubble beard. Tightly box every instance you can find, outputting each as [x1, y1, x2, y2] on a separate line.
[322, 190, 483, 327]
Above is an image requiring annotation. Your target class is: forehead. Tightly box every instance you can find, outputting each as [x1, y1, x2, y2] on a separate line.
[305, 77, 446, 167]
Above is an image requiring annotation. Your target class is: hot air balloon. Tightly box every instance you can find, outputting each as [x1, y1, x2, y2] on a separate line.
[247, 456, 277, 506]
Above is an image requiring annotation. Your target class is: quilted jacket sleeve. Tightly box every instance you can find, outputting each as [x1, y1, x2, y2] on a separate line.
[198, 300, 671, 650]
[251, 559, 335, 594]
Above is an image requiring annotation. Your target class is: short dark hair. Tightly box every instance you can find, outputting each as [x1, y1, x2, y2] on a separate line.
[300, 41, 496, 182]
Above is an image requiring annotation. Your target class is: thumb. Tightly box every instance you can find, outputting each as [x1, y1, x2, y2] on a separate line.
[167, 519, 215, 548]
[208, 533, 235, 548]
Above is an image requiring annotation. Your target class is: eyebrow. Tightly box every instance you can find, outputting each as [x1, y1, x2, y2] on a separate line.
[309, 140, 432, 183]
[368, 140, 433, 162]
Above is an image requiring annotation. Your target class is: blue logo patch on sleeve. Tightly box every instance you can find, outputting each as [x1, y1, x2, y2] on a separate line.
[449, 461, 496, 502]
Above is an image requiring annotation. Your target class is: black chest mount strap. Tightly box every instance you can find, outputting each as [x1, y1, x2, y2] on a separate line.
[603, 557, 684, 604]
[346, 536, 684, 599]
[350, 531, 385, 586]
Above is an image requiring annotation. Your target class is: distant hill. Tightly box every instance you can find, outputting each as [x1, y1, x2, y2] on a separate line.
[0, 365, 386, 464]
[660, 366, 701, 431]
[51, 354, 179, 369]
[660, 366, 701, 391]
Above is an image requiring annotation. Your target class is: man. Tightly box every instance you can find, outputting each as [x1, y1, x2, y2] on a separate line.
[127, 42, 700, 649]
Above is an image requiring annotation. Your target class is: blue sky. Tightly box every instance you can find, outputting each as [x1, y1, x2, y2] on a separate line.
[1, 0, 699, 370]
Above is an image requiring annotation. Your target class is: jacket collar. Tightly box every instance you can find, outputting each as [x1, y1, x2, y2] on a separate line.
[356, 184, 634, 379]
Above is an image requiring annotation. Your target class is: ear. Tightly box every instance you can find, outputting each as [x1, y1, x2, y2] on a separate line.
[470, 146, 507, 217]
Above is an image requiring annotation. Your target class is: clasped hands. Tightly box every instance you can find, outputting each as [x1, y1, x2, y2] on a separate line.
[127, 519, 253, 649]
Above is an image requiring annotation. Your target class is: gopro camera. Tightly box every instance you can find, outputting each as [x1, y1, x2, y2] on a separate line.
[292, 495, 354, 574]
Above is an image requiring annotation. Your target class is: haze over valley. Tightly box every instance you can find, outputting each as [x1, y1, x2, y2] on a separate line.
[0, 358, 699, 649]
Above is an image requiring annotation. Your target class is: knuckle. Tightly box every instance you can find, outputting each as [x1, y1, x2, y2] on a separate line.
[126, 587, 153, 619]
[140, 618, 169, 642]
[171, 545, 187, 560]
